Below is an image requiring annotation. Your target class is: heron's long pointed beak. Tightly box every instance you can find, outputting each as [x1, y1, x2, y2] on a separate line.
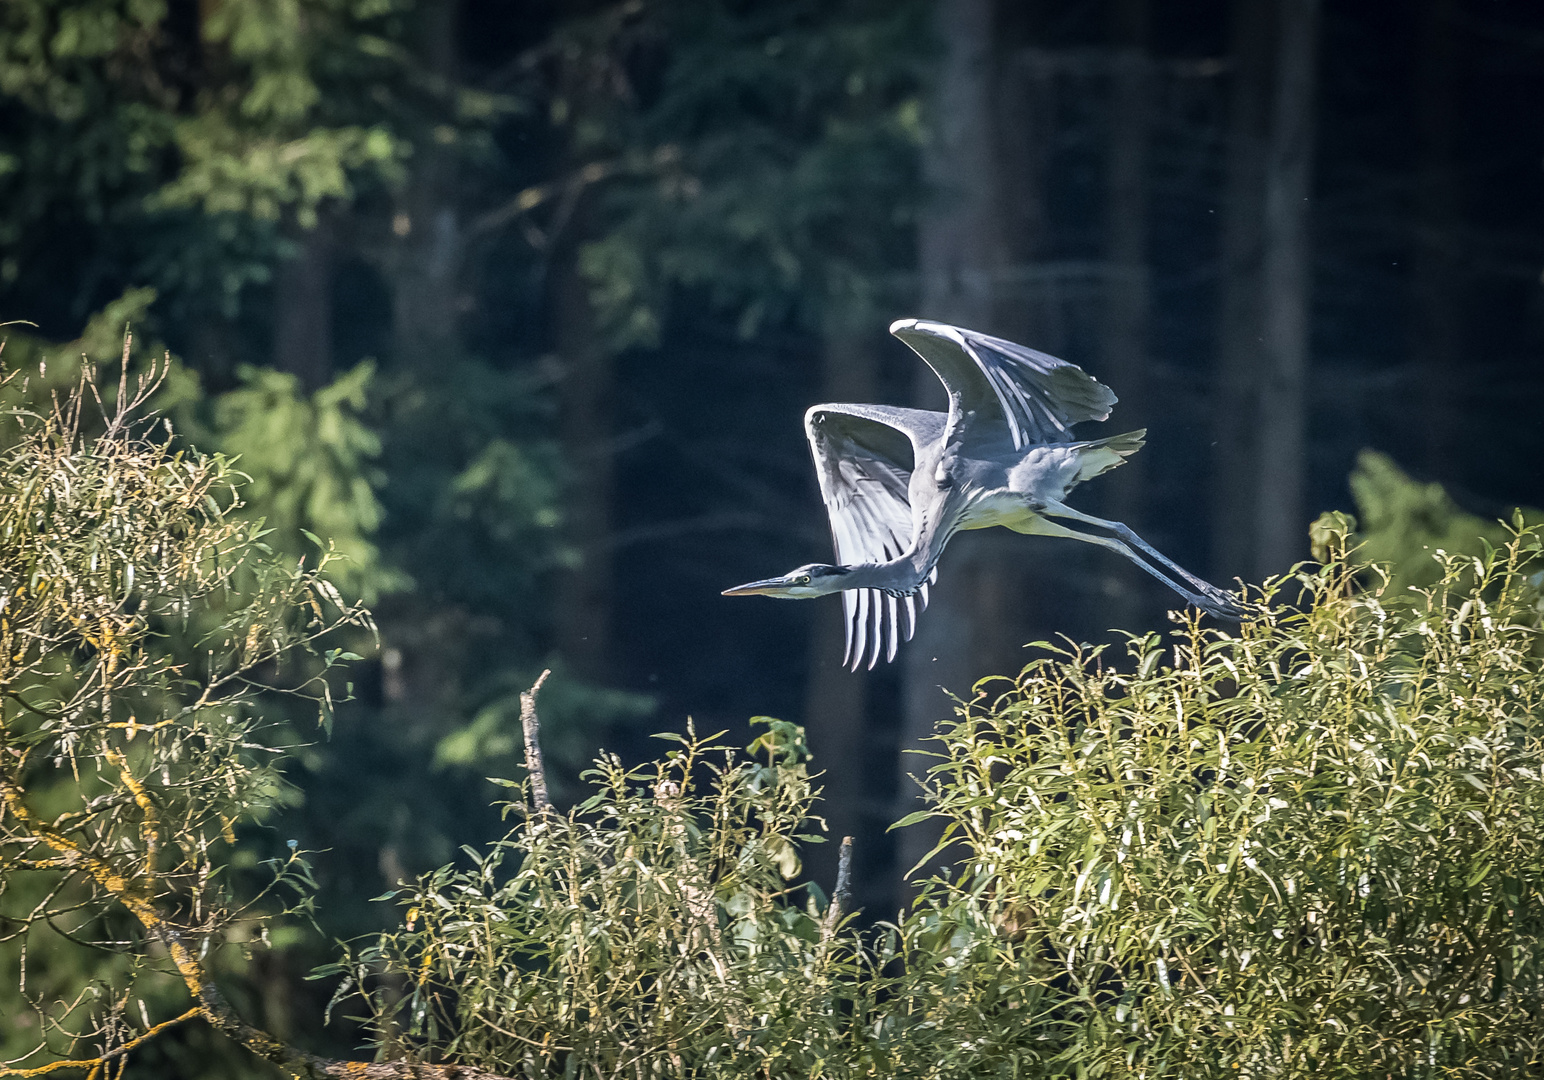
[721, 576, 793, 597]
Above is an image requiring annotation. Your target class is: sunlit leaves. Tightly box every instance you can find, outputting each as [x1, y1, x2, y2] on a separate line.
[0, 353, 372, 1073]
[330, 526, 1544, 1077]
[0, 0, 413, 321]
[914, 524, 1544, 1077]
[346, 719, 862, 1077]
[194, 359, 404, 601]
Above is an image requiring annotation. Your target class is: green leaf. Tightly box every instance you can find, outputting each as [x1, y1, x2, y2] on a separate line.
[890, 809, 936, 830]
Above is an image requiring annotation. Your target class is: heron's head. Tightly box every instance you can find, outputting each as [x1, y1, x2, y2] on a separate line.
[721, 563, 851, 599]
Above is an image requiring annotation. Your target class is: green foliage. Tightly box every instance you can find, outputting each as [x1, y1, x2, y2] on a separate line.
[343, 525, 1544, 1078]
[0, 0, 410, 215]
[3, 292, 400, 605]
[528, 0, 927, 351]
[363, 359, 651, 793]
[0, 0, 415, 329]
[1312, 449, 1544, 591]
[0, 290, 193, 423]
[344, 719, 862, 1077]
[0, 355, 371, 1074]
[912, 523, 1544, 1077]
[193, 360, 405, 602]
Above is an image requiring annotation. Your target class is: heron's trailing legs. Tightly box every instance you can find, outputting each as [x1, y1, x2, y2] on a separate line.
[1037, 502, 1248, 620]
[1070, 531, 1245, 620]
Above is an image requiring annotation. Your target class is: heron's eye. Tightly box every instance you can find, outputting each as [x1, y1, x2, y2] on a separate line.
[798, 574, 812, 585]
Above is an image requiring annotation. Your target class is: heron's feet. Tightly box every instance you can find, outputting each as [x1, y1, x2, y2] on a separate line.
[1198, 596, 1250, 622]
[1185, 582, 1255, 623]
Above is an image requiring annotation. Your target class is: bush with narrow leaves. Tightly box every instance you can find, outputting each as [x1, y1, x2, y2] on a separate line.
[911, 523, 1544, 1078]
[350, 524, 1544, 1079]
[339, 719, 892, 1077]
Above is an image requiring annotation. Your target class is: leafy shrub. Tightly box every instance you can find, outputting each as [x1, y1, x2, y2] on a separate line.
[340, 719, 876, 1078]
[913, 524, 1544, 1077]
[0, 355, 371, 1076]
[351, 524, 1544, 1079]
[1313, 449, 1543, 590]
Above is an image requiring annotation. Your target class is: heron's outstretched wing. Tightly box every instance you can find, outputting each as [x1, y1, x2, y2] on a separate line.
[890, 319, 1116, 450]
[805, 403, 944, 669]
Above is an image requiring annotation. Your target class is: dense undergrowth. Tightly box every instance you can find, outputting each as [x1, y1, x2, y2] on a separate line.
[347, 525, 1544, 1078]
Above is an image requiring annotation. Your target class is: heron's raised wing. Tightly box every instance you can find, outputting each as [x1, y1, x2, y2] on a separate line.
[806, 403, 943, 669]
[890, 319, 1116, 450]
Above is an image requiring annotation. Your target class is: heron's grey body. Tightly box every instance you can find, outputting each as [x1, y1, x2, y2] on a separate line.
[724, 319, 1247, 668]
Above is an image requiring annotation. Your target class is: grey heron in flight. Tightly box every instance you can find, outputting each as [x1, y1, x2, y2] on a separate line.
[723, 319, 1247, 670]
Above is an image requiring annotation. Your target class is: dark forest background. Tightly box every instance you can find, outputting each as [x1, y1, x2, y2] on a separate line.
[4, 0, 1544, 1070]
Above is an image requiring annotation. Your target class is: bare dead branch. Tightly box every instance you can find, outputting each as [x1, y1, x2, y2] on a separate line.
[0, 1008, 199, 1078]
[520, 669, 553, 815]
[109, 328, 130, 438]
[822, 835, 854, 941]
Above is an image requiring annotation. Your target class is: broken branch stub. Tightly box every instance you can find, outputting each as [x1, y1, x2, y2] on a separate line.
[520, 669, 553, 815]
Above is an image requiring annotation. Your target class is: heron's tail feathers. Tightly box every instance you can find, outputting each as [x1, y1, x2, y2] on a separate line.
[1073, 428, 1147, 482]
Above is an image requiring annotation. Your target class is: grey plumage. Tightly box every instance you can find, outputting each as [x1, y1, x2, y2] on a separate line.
[724, 319, 1248, 668]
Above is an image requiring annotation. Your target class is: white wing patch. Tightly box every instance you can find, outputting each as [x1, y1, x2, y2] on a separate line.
[840, 567, 936, 669]
[961, 330, 1118, 450]
[793, 324, 1121, 667]
[806, 405, 940, 670]
[893, 321, 1118, 452]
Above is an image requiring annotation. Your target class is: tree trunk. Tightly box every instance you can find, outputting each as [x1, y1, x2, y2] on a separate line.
[375, 0, 462, 728]
[1213, 0, 1319, 584]
[1212, 0, 1275, 584]
[391, 0, 462, 369]
[803, 315, 879, 907]
[1099, 0, 1152, 626]
[1412, 0, 1462, 482]
[899, 0, 1006, 889]
[391, 200, 462, 365]
[1251, 0, 1320, 579]
[273, 216, 334, 391]
[551, 226, 615, 681]
[913, 0, 1002, 369]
